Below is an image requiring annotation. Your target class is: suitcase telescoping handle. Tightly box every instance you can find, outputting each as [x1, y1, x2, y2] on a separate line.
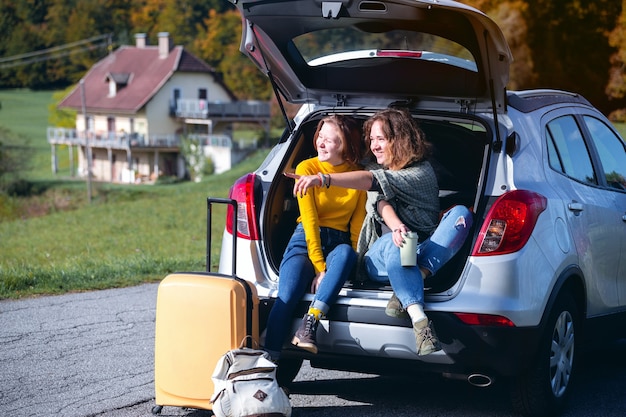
[206, 197, 255, 347]
[206, 197, 237, 276]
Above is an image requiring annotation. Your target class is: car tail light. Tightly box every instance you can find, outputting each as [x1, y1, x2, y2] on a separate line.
[226, 173, 260, 240]
[472, 190, 547, 256]
[454, 313, 515, 327]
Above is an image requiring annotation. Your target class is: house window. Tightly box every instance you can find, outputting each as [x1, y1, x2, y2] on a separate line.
[199, 88, 207, 100]
[107, 117, 116, 139]
[85, 116, 93, 132]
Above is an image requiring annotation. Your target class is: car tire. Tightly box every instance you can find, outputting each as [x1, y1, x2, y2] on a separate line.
[510, 291, 578, 417]
[277, 357, 304, 387]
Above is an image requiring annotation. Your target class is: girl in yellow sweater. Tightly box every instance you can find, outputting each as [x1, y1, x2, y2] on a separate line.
[263, 115, 367, 361]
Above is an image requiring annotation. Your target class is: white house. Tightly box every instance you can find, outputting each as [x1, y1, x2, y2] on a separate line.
[48, 32, 270, 183]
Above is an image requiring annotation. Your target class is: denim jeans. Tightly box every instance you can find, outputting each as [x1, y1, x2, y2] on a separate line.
[364, 205, 473, 308]
[264, 223, 357, 357]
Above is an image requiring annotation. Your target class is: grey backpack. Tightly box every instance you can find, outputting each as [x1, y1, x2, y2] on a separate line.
[210, 338, 292, 417]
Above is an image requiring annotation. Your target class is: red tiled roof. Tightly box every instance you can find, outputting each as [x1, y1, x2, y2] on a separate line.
[58, 45, 235, 113]
[177, 50, 215, 73]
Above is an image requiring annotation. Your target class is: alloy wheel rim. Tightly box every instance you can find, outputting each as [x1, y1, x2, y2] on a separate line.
[550, 310, 575, 397]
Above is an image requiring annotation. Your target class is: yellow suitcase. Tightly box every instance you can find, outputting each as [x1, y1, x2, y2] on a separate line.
[153, 198, 259, 414]
[153, 272, 259, 413]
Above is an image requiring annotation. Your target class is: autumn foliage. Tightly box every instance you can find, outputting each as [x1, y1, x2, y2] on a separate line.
[2, 0, 626, 117]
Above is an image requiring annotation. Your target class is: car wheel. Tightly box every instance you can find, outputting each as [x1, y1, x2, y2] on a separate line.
[277, 357, 304, 387]
[510, 292, 578, 417]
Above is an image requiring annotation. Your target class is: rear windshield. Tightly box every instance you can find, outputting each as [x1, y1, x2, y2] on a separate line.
[293, 28, 476, 71]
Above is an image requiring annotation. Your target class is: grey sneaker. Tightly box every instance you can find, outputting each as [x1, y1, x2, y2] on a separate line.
[385, 293, 409, 319]
[291, 314, 319, 354]
[413, 319, 442, 356]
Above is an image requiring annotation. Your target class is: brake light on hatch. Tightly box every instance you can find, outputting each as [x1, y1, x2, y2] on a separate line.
[376, 50, 423, 58]
[472, 190, 547, 256]
[226, 173, 260, 240]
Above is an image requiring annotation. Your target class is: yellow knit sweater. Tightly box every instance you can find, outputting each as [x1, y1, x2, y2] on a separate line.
[295, 157, 367, 274]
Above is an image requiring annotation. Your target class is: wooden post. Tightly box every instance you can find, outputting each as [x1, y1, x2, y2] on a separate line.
[80, 79, 92, 203]
[69, 145, 74, 177]
[51, 145, 58, 174]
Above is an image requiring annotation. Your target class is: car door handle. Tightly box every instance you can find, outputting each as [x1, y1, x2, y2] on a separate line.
[568, 202, 583, 213]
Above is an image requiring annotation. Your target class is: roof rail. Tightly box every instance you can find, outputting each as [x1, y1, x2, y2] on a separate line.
[507, 89, 591, 113]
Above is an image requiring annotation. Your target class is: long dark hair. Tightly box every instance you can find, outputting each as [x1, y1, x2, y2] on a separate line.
[363, 108, 431, 170]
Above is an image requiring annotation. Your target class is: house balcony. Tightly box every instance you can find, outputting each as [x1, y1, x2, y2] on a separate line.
[171, 99, 271, 120]
[46, 129, 258, 151]
[47, 127, 179, 150]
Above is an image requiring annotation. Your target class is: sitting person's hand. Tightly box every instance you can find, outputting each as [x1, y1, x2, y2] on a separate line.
[311, 271, 325, 294]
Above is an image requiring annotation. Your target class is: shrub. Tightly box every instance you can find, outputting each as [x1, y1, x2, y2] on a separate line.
[0, 127, 34, 193]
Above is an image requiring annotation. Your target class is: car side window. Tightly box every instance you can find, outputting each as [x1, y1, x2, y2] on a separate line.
[546, 115, 597, 185]
[582, 116, 626, 191]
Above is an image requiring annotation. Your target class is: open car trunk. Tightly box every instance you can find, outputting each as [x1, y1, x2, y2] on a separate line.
[262, 110, 488, 294]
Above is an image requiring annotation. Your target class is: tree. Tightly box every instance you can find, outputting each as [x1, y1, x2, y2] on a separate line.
[48, 87, 76, 128]
[1, 0, 625, 115]
[606, 0, 626, 106]
[43, 0, 133, 85]
[130, 0, 231, 47]
[179, 135, 211, 182]
[0, 1, 19, 61]
[0, 0, 130, 89]
[1, 0, 50, 89]
[478, 0, 537, 90]
[522, 0, 621, 113]
[194, 9, 272, 100]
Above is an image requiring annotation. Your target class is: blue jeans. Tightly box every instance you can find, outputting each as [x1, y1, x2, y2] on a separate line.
[364, 205, 473, 308]
[264, 223, 357, 357]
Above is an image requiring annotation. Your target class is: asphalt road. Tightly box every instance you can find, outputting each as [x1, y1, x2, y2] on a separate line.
[1, 283, 625, 417]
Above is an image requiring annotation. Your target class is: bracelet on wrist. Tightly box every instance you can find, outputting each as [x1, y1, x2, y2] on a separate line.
[317, 172, 331, 188]
[317, 172, 324, 187]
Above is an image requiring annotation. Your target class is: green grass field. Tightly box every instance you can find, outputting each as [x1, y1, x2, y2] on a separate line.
[1, 89, 625, 299]
[0, 154, 267, 299]
[0, 89, 269, 299]
[0, 89, 60, 180]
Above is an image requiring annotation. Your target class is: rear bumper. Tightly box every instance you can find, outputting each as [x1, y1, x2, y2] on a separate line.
[261, 299, 543, 378]
[428, 311, 542, 377]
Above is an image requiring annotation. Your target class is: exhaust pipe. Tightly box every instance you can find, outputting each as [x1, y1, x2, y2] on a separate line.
[442, 372, 494, 388]
[467, 373, 493, 387]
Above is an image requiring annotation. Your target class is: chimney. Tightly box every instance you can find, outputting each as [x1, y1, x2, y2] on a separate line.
[135, 33, 147, 48]
[158, 32, 172, 59]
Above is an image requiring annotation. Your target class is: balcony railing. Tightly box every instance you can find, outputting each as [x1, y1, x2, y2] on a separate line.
[186, 134, 257, 150]
[47, 128, 178, 149]
[47, 128, 257, 150]
[173, 99, 271, 119]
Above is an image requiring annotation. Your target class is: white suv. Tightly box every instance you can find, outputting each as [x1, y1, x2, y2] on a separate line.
[212, 1, 626, 416]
